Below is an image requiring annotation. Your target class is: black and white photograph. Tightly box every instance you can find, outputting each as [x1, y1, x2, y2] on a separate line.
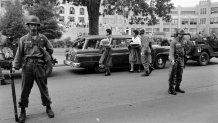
[0, 0, 218, 123]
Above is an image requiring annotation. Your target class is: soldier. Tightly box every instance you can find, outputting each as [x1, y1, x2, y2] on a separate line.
[12, 15, 54, 123]
[140, 29, 152, 76]
[0, 29, 7, 85]
[99, 29, 113, 76]
[168, 29, 186, 95]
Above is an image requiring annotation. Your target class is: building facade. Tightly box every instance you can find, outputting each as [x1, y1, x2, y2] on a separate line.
[102, 0, 218, 37]
[58, 0, 88, 28]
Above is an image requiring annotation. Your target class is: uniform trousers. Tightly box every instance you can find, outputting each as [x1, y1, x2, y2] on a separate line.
[19, 61, 51, 108]
[168, 60, 184, 86]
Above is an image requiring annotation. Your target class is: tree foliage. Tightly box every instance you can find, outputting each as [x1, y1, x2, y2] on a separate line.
[63, 0, 174, 34]
[102, 0, 174, 25]
[22, 0, 62, 39]
[0, 0, 28, 40]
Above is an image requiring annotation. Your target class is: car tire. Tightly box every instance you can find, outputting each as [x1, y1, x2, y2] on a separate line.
[185, 40, 194, 55]
[154, 55, 166, 69]
[198, 51, 209, 66]
[94, 64, 106, 73]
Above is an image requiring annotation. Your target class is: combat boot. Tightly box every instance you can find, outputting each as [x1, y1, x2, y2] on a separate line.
[168, 85, 177, 95]
[19, 108, 26, 123]
[175, 86, 185, 93]
[46, 105, 55, 118]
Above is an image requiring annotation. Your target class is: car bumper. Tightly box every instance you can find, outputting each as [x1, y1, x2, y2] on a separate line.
[64, 60, 81, 68]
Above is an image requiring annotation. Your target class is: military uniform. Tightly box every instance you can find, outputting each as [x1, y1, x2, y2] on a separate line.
[168, 36, 186, 95]
[13, 33, 53, 107]
[140, 35, 151, 75]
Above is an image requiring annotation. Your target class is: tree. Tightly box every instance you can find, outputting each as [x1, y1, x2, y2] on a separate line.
[64, 0, 101, 35]
[102, 0, 174, 25]
[0, 0, 28, 40]
[22, 0, 62, 40]
[65, 0, 174, 35]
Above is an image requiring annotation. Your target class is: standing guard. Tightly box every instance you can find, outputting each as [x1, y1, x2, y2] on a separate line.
[168, 29, 186, 95]
[12, 15, 54, 123]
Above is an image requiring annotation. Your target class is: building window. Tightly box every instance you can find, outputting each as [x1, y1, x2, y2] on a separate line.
[153, 28, 159, 32]
[70, 7, 75, 14]
[201, 8, 207, 15]
[163, 28, 170, 32]
[145, 28, 152, 33]
[163, 21, 170, 25]
[181, 11, 196, 15]
[80, 8, 85, 15]
[200, 18, 206, 24]
[59, 16, 64, 22]
[190, 18, 197, 25]
[210, 17, 218, 24]
[181, 18, 189, 25]
[171, 19, 178, 25]
[78, 17, 85, 23]
[69, 17, 75, 22]
[59, 6, 65, 14]
[170, 11, 178, 14]
[211, 7, 218, 14]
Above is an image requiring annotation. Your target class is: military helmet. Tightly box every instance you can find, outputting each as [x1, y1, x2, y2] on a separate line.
[26, 15, 40, 26]
[175, 28, 185, 35]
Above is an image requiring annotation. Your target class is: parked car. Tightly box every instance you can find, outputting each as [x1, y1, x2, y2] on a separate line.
[64, 35, 170, 72]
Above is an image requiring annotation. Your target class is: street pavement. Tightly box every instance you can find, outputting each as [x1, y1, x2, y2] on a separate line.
[0, 53, 218, 123]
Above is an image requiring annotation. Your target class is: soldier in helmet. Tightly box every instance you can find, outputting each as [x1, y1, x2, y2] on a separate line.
[12, 15, 55, 123]
[168, 28, 186, 95]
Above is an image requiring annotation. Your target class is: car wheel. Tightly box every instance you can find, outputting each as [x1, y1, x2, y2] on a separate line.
[198, 51, 209, 66]
[94, 64, 106, 73]
[154, 55, 166, 69]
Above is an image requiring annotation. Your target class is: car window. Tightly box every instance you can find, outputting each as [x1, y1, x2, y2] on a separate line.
[85, 39, 101, 50]
[112, 38, 130, 48]
[73, 38, 85, 49]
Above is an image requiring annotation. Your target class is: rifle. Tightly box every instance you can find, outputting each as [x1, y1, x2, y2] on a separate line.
[9, 66, 19, 122]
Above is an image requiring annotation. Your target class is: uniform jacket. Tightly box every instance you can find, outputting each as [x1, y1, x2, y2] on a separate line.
[169, 37, 186, 62]
[140, 35, 151, 55]
[13, 33, 53, 69]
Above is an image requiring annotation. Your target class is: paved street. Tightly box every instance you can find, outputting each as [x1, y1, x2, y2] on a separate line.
[0, 54, 218, 123]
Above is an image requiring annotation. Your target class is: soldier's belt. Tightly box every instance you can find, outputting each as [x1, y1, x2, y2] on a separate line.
[26, 58, 44, 64]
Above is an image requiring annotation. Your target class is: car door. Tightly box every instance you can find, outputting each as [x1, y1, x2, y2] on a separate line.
[111, 38, 130, 68]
